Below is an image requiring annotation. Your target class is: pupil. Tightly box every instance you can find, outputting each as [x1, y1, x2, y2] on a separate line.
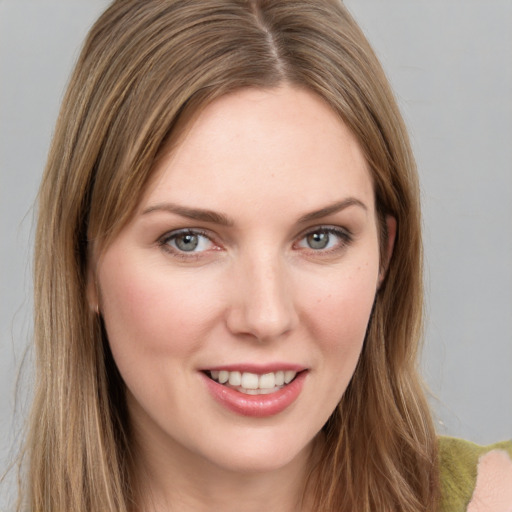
[307, 232, 329, 249]
[176, 234, 198, 251]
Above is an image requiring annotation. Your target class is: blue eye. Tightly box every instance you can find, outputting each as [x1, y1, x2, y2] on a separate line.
[297, 227, 351, 251]
[161, 230, 213, 253]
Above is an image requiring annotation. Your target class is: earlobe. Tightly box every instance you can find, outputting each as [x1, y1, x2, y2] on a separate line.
[379, 215, 396, 286]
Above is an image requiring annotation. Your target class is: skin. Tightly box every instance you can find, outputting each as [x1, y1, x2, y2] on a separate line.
[90, 85, 395, 512]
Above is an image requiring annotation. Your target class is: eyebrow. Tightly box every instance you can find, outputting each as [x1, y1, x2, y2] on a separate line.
[297, 198, 367, 223]
[142, 197, 367, 226]
[142, 203, 234, 226]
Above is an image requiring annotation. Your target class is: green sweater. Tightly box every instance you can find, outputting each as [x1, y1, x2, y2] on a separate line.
[439, 436, 512, 511]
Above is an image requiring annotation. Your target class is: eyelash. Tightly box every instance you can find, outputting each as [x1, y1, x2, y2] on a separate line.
[158, 229, 215, 260]
[295, 226, 353, 255]
[158, 225, 353, 259]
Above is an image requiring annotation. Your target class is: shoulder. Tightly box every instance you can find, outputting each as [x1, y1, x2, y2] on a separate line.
[438, 436, 512, 512]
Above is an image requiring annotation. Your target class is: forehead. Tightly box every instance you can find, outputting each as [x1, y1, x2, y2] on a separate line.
[142, 86, 375, 218]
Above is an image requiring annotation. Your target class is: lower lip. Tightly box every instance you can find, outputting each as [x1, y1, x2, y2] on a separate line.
[202, 371, 307, 418]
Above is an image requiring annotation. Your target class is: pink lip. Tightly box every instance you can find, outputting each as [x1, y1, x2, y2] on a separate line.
[201, 370, 307, 418]
[205, 362, 305, 374]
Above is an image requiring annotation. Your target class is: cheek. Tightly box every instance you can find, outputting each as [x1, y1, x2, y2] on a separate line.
[297, 261, 378, 410]
[303, 262, 378, 351]
[293, 259, 379, 429]
[97, 252, 222, 369]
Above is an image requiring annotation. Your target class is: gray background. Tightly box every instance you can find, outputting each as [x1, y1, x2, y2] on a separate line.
[1, 0, 511, 505]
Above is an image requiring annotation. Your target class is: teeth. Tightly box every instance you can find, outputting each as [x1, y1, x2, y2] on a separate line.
[284, 370, 296, 384]
[209, 370, 298, 391]
[241, 372, 259, 389]
[228, 371, 241, 386]
[242, 387, 277, 395]
[259, 373, 275, 389]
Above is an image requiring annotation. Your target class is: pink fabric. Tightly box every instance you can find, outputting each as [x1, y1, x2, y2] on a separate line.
[467, 449, 512, 512]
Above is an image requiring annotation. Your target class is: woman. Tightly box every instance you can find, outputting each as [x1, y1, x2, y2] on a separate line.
[19, 0, 511, 511]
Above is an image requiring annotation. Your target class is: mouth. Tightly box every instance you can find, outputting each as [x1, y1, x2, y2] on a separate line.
[201, 367, 307, 417]
[205, 369, 300, 395]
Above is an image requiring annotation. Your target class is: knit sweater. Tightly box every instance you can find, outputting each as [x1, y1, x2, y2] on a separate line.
[439, 436, 512, 512]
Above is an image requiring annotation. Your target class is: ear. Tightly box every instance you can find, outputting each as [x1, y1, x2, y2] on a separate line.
[378, 215, 396, 287]
[86, 262, 100, 315]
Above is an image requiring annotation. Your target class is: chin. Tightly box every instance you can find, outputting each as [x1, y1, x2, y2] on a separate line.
[199, 428, 317, 476]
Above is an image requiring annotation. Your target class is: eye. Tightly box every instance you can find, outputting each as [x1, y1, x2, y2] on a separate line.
[296, 227, 352, 252]
[160, 229, 214, 253]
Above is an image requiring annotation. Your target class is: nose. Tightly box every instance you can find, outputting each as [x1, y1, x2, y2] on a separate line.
[225, 252, 298, 342]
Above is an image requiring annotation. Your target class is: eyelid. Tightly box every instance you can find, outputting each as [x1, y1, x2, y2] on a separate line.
[158, 228, 219, 257]
[157, 225, 352, 260]
[159, 227, 210, 242]
[294, 225, 353, 252]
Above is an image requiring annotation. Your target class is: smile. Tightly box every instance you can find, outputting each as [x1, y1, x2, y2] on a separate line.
[202, 367, 307, 417]
[208, 370, 298, 395]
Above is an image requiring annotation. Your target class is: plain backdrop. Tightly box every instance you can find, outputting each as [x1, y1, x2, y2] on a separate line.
[1, 0, 511, 506]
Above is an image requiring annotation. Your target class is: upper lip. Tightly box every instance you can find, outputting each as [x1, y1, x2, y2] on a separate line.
[202, 363, 307, 374]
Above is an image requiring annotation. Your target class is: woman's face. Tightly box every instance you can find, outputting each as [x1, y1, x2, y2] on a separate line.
[93, 86, 391, 477]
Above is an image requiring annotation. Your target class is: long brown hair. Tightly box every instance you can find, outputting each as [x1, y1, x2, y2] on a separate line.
[24, 1, 438, 510]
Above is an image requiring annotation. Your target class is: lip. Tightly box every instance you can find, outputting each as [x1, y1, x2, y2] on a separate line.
[201, 370, 307, 418]
[205, 363, 306, 374]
